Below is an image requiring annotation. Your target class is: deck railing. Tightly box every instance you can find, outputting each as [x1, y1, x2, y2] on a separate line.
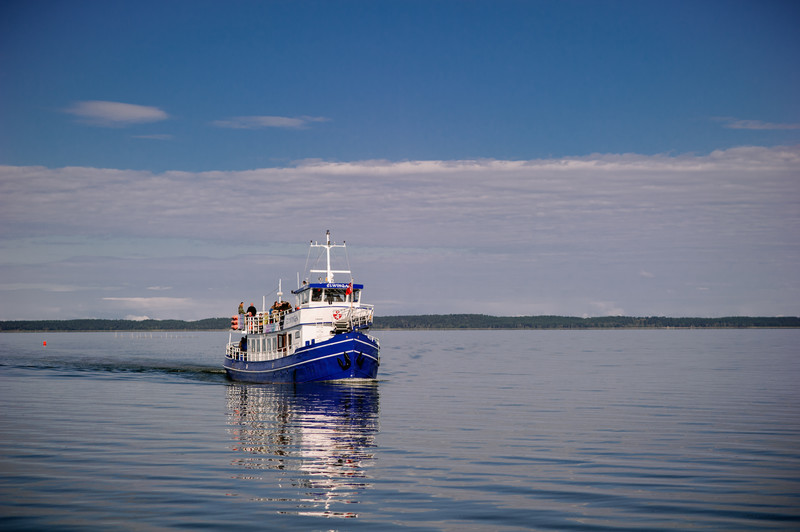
[226, 342, 291, 362]
[333, 305, 374, 333]
[226, 343, 245, 361]
[241, 308, 294, 334]
[237, 304, 374, 334]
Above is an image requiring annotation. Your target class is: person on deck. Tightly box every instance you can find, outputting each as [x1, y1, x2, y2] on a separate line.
[237, 302, 245, 330]
[246, 303, 257, 316]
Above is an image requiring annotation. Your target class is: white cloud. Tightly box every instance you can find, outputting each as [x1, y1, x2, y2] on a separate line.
[588, 301, 626, 316]
[103, 297, 191, 307]
[1, 145, 798, 318]
[0, 282, 88, 292]
[125, 315, 151, 321]
[714, 117, 800, 130]
[65, 100, 169, 127]
[2, 145, 798, 258]
[211, 115, 330, 129]
[2, 146, 798, 250]
[132, 134, 174, 140]
[102, 297, 193, 317]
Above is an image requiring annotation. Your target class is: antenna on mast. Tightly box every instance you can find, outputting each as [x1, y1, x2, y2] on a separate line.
[309, 230, 350, 284]
[325, 229, 332, 281]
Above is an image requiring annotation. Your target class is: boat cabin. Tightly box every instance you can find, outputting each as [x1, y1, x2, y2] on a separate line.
[293, 282, 364, 307]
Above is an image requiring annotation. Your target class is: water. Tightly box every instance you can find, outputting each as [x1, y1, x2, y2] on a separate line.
[1, 329, 799, 531]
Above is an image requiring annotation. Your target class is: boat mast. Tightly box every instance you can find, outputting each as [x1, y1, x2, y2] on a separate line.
[325, 230, 333, 281]
[310, 230, 349, 283]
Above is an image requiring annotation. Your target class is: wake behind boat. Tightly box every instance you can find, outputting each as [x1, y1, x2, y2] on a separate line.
[223, 231, 380, 383]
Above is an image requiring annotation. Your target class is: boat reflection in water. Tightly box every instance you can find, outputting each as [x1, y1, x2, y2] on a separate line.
[226, 381, 380, 518]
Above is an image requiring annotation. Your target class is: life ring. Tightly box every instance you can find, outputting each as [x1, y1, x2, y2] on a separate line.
[333, 310, 342, 320]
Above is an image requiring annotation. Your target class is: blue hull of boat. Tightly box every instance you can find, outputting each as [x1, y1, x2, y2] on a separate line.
[223, 331, 380, 383]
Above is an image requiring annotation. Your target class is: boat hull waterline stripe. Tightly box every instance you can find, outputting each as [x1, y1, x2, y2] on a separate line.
[225, 350, 379, 375]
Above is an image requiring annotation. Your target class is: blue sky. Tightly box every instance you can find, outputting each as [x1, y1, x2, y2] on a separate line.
[1, 0, 799, 320]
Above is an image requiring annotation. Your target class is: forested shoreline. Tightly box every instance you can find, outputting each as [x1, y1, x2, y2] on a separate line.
[374, 314, 800, 329]
[1, 315, 798, 332]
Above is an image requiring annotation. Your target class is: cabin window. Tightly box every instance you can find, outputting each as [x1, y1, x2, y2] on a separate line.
[299, 290, 310, 305]
[352, 289, 361, 303]
[326, 288, 347, 304]
[312, 288, 323, 302]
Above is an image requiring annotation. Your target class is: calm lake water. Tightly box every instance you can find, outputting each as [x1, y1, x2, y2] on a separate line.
[1, 329, 798, 531]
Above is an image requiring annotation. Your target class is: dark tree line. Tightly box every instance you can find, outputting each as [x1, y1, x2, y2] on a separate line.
[2, 315, 798, 332]
[372, 314, 800, 330]
[0, 318, 230, 332]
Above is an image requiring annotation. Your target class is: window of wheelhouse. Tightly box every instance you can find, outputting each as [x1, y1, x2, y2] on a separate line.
[325, 289, 347, 304]
[311, 288, 323, 302]
[299, 289, 310, 305]
[352, 289, 361, 303]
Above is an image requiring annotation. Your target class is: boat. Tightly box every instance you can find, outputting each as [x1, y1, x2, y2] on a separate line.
[223, 231, 380, 383]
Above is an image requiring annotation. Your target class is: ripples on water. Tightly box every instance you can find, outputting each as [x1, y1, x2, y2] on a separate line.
[0, 329, 798, 530]
[227, 381, 379, 519]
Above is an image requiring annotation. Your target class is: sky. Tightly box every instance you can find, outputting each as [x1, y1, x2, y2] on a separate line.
[1, 0, 799, 320]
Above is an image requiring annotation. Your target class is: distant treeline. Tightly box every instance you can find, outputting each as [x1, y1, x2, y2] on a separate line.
[1, 315, 798, 332]
[372, 314, 800, 329]
[0, 318, 230, 332]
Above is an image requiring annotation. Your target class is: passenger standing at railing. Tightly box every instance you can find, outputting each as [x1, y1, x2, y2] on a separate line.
[246, 303, 257, 316]
[237, 302, 245, 330]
